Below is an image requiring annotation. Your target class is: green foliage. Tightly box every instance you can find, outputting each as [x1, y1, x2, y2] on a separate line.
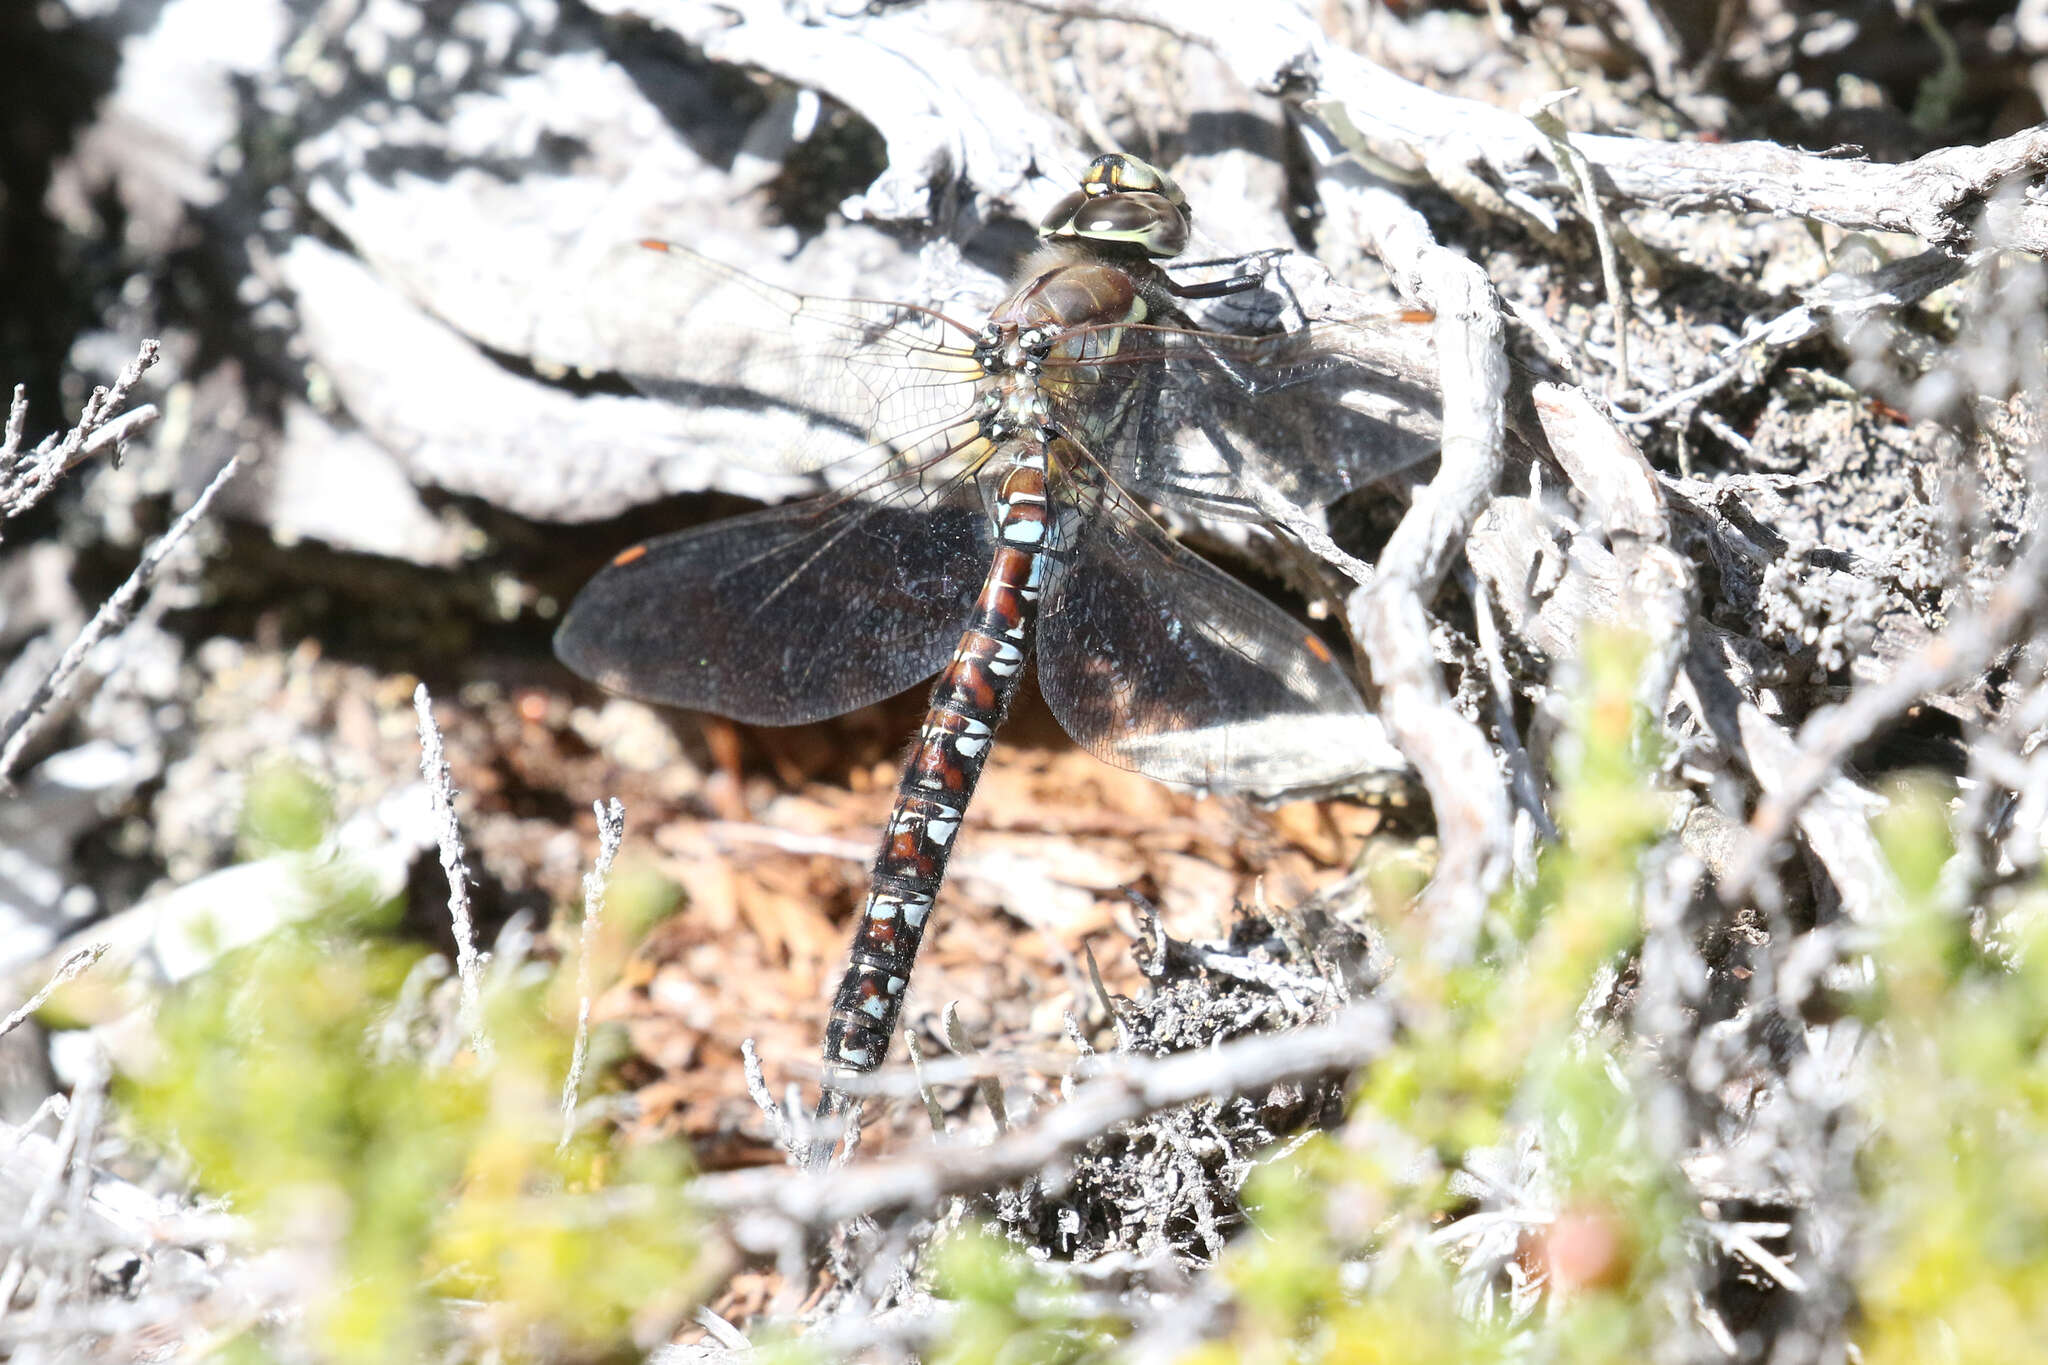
[924, 1229, 1116, 1365]
[123, 924, 705, 1361]
[120, 770, 705, 1362]
[601, 854, 686, 940]
[1856, 783, 2048, 1364]
[1214, 629, 1683, 1361]
[237, 760, 336, 857]
[113, 645, 2048, 1363]
[936, 630, 1687, 1360]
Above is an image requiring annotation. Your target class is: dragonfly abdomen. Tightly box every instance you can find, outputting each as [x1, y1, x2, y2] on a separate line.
[819, 452, 1053, 1082]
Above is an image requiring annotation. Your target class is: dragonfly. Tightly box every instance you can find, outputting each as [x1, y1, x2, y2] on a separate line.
[557, 154, 1437, 1165]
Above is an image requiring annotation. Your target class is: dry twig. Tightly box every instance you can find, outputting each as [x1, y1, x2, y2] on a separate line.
[561, 797, 625, 1151]
[0, 341, 161, 532]
[0, 454, 241, 789]
[1, 945, 108, 1041]
[1724, 525, 2048, 907]
[1682, 638, 1900, 920]
[1307, 126, 1514, 959]
[1613, 249, 1967, 427]
[690, 998, 1394, 1236]
[1032, 2, 2048, 251]
[413, 684, 491, 1060]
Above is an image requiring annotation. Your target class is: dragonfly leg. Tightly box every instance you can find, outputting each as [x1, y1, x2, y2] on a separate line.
[1163, 270, 1267, 300]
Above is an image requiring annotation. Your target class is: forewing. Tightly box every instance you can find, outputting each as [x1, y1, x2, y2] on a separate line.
[586, 240, 987, 477]
[1035, 486, 1405, 795]
[555, 492, 993, 725]
[1046, 320, 1440, 519]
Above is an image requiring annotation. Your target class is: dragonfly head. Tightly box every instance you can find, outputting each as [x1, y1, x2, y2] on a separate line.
[1037, 153, 1190, 260]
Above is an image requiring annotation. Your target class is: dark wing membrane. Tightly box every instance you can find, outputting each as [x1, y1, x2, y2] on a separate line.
[555, 493, 993, 725]
[585, 240, 988, 477]
[1035, 485, 1405, 795]
[1043, 320, 1441, 518]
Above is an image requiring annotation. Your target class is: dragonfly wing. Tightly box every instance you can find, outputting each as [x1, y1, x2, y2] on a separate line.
[585, 240, 988, 477]
[1049, 322, 1440, 519]
[556, 493, 994, 725]
[1035, 486, 1406, 796]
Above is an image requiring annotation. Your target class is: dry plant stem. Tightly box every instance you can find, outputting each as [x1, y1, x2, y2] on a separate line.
[1, 387, 22, 458]
[1238, 475, 1377, 586]
[560, 797, 624, 1152]
[691, 998, 1394, 1235]
[655, 1304, 959, 1365]
[702, 821, 871, 864]
[1308, 133, 1513, 961]
[412, 684, 490, 1060]
[1635, 846, 1717, 1325]
[1681, 639, 1898, 921]
[1613, 249, 1967, 427]
[1723, 521, 2048, 907]
[0, 341, 160, 530]
[803, 1091, 860, 1172]
[903, 1032, 951, 1139]
[1528, 384, 1692, 712]
[0, 1122, 242, 1293]
[0, 404, 163, 522]
[691, 1307, 751, 1351]
[1605, 0, 1683, 95]
[824, 1044, 1076, 1097]
[1527, 96, 1630, 393]
[1029, 2, 2048, 252]
[0, 454, 241, 789]
[1971, 675, 2048, 879]
[32, 1061, 107, 1334]
[1581, 123, 2048, 252]
[1460, 560, 1556, 857]
[740, 1039, 795, 1158]
[941, 1004, 1010, 1135]
[0, 946, 108, 1040]
[1705, 1220, 1808, 1294]
[0, 1057, 103, 1313]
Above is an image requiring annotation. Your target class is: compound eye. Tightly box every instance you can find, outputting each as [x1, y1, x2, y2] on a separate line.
[1061, 193, 1189, 258]
[1036, 188, 1088, 236]
[1099, 154, 1158, 192]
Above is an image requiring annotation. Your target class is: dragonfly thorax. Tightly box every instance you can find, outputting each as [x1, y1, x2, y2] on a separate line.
[987, 362, 1054, 433]
[994, 251, 1147, 340]
[964, 252, 1154, 439]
